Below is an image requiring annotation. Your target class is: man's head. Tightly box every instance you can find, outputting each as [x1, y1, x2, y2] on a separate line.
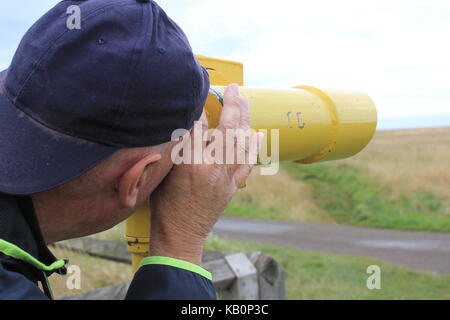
[0, 0, 209, 242]
[32, 141, 178, 243]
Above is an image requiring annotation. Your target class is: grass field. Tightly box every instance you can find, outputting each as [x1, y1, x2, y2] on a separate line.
[206, 235, 450, 300]
[48, 128, 450, 299]
[49, 233, 450, 300]
[226, 127, 450, 232]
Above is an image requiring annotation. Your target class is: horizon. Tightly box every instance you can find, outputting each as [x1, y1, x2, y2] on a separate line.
[377, 114, 450, 130]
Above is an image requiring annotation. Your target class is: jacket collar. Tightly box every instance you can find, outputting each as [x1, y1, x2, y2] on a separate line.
[0, 193, 61, 268]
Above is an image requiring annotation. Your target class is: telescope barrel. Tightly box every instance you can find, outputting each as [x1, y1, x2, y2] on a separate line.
[205, 85, 377, 163]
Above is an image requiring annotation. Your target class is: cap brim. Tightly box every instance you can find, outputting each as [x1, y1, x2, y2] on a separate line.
[0, 69, 119, 195]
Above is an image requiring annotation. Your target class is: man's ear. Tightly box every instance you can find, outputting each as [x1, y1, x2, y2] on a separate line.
[117, 153, 162, 208]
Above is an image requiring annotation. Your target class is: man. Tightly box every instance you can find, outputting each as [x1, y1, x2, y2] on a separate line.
[0, 0, 260, 299]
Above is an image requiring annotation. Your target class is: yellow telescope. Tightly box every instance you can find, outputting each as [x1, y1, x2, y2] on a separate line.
[125, 56, 377, 271]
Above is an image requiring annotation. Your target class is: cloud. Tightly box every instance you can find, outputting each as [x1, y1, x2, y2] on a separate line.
[157, 0, 450, 119]
[0, 0, 58, 70]
[1, 0, 449, 121]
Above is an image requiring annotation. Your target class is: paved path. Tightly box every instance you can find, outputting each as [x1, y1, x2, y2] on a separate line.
[213, 216, 450, 274]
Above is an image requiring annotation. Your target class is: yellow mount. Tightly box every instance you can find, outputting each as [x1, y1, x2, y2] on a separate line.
[125, 56, 377, 272]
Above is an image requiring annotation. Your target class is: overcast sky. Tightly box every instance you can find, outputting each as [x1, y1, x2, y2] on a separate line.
[1, 0, 449, 126]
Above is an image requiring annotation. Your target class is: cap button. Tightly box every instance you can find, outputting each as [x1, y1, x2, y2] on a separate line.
[137, 0, 150, 3]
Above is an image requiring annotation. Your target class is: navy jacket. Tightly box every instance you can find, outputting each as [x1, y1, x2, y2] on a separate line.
[0, 194, 216, 300]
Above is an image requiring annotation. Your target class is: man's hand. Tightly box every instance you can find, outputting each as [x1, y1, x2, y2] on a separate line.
[149, 84, 263, 265]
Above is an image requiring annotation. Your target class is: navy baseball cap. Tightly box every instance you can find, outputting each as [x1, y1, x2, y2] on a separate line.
[0, 0, 209, 195]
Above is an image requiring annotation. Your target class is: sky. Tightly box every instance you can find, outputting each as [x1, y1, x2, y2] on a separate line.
[1, 0, 450, 129]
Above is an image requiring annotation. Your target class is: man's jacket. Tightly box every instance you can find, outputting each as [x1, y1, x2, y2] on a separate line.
[0, 194, 216, 300]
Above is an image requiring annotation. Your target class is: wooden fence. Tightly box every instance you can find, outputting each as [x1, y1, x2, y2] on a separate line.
[53, 237, 285, 300]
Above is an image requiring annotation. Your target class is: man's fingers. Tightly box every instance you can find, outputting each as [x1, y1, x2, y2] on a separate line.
[233, 163, 254, 189]
[200, 109, 209, 131]
[199, 109, 209, 150]
[219, 85, 251, 130]
[188, 110, 209, 164]
[218, 84, 241, 130]
[232, 131, 264, 187]
[239, 97, 251, 130]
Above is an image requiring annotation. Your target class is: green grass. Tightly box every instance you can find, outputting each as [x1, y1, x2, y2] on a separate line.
[283, 162, 450, 232]
[222, 128, 450, 232]
[206, 235, 450, 300]
[225, 202, 282, 220]
[52, 231, 450, 300]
